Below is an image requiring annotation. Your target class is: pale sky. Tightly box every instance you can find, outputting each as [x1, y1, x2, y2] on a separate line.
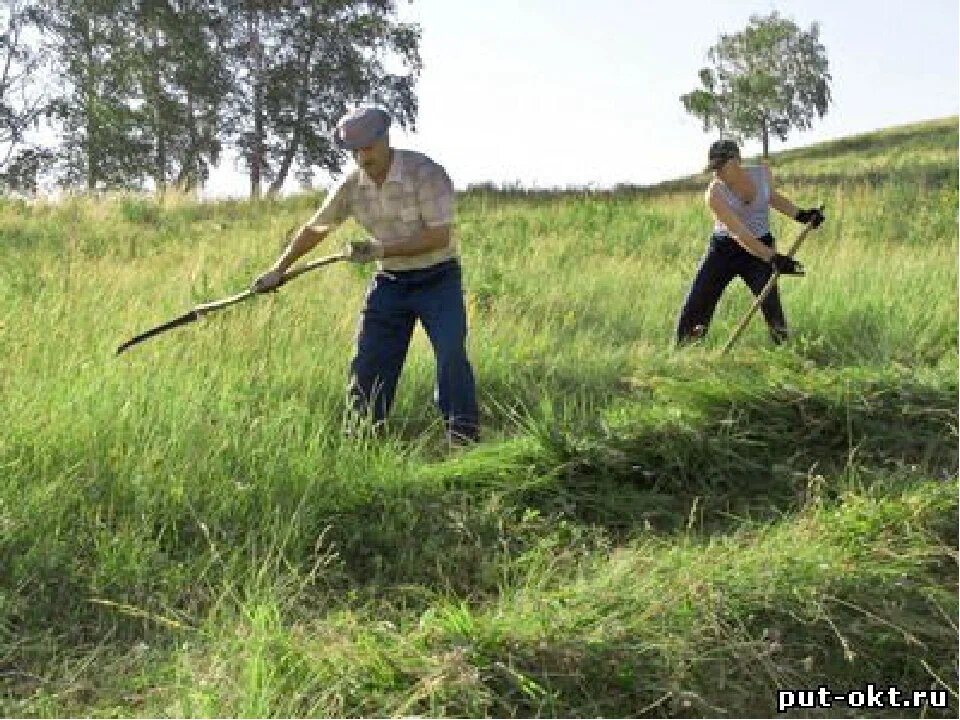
[204, 0, 960, 196]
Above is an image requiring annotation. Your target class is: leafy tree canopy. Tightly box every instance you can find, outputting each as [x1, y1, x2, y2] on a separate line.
[681, 12, 831, 158]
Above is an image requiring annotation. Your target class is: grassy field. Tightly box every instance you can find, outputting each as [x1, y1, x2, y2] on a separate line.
[0, 116, 957, 717]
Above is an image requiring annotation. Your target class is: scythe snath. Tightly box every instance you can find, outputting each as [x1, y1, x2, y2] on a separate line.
[116, 253, 346, 355]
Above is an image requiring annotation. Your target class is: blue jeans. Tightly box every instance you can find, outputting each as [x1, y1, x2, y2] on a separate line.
[347, 260, 479, 441]
[676, 233, 788, 345]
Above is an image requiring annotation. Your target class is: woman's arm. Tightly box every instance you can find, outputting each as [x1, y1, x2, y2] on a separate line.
[766, 165, 802, 219]
[707, 184, 776, 262]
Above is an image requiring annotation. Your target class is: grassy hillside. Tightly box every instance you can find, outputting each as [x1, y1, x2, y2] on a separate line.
[590, 116, 959, 198]
[0, 117, 957, 717]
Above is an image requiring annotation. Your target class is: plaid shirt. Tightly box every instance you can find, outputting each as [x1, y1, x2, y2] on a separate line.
[308, 149, 458, 272]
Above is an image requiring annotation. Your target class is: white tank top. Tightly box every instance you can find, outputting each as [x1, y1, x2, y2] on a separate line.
[713, 165, 770, 237]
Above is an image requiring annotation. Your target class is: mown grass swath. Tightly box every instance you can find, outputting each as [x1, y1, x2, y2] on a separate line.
[0, 116, 956, 717]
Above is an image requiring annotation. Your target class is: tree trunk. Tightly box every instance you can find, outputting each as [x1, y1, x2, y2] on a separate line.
[761, 118, 770, 159]
[267, 56, 310, 197]
[178, 91, 198, 192]
[248, 11, 262, 199]
[251, 83, 263, 199]
[152, 27, 167, 195]
[267, 24, 315, 197]
[154, 103, 167, 194]
[84, 18, 96, 191]
[267, 129, 298, 198]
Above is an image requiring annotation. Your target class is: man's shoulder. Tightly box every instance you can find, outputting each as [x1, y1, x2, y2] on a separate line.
[396, 148, 439, 166]
[336, 166, 365, 188]
[323, 168, 364, 205]
[397, 149, 450, 181]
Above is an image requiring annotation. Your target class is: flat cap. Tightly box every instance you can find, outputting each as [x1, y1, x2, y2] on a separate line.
[334, 107, 391, 150]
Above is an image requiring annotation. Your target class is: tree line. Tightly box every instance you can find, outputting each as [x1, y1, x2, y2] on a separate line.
[0, 0, 420, 197]
[1, 5, 830, 198]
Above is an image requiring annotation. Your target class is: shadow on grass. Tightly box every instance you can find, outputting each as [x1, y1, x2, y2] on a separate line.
[381, 353, 636, 445]
[315, 366, 958, 599]
[0, 365, 955, 694]
[462, 570, 958, 718]
[396, 475, 958, 718]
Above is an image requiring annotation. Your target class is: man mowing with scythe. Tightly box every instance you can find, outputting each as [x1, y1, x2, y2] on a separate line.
[676, 139, 825, 346]
[252, 107, 479, 444]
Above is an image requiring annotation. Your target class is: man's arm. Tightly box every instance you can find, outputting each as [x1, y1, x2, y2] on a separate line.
[252, 180, 348, 289]
[272, 223, 335, 273]
[272, 179, 351, 271]
[380, 225, 451, 258]
[343, 159, 454, 264]
[378, 160, 453, 258]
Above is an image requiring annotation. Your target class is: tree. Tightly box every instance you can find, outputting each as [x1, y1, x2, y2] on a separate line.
[39, 0, 227, 193]
[0, 0, 55, 193]
[19, 0, 419, 196]
[681, 12, 831, 158]
[220, 0, 421, 199]
[129, 0, 229, 194]
[41, 0, 147, 190]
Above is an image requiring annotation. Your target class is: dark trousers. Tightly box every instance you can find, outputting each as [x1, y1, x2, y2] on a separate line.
[676, 233, 788, 345]
[347, 259, 479, 441]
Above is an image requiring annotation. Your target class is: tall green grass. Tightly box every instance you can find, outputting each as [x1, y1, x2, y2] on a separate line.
[1, 117, 957, 717]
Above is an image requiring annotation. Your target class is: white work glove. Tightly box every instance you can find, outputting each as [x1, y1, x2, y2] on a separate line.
[344, 238, 384, 264]
[252, 268, 284, 293]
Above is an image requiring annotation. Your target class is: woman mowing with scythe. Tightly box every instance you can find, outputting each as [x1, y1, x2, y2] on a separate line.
[675, 139, 824, 346]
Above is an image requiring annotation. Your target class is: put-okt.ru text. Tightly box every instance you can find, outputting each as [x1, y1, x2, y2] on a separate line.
[777, 685, 948, 713]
